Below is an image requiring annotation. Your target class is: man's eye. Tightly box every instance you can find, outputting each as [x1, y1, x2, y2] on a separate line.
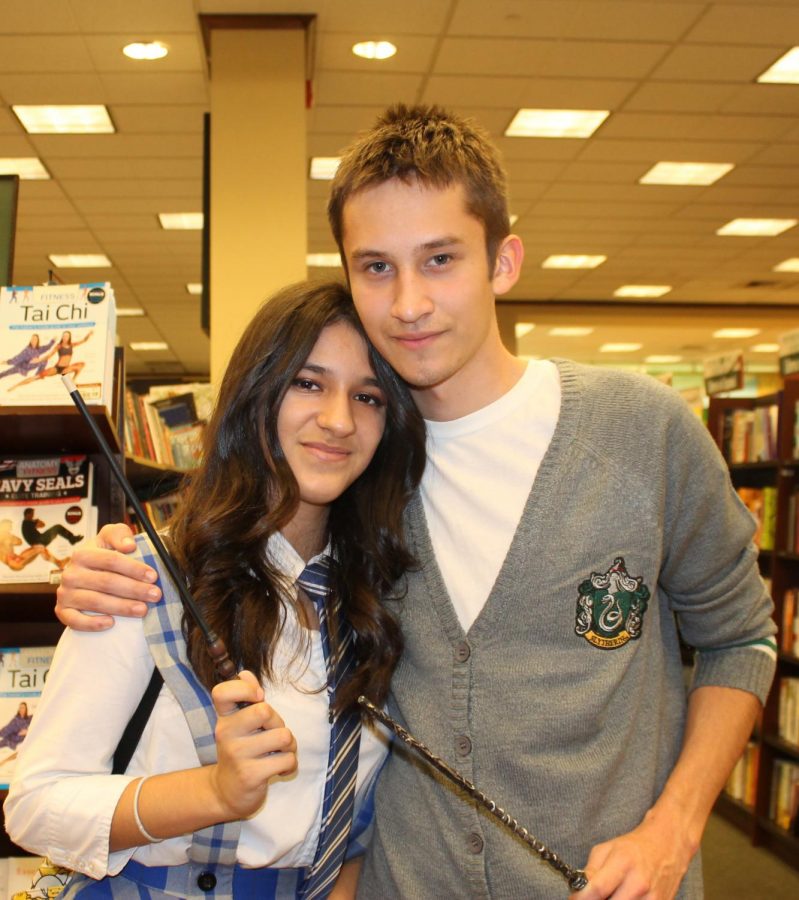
[431, 254, 451, 266]
[367, 261, 389, 274]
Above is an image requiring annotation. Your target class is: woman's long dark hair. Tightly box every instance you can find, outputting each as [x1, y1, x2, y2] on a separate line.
[169, 280, 426, 710]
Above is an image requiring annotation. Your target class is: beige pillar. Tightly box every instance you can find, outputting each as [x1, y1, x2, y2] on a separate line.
[209, 28, 307, 385]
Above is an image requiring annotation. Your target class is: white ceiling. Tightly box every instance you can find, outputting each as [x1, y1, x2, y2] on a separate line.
[2, 0, 799, 376]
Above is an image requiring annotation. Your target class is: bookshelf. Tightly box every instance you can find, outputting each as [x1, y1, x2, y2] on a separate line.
[707, 381, 799, 870]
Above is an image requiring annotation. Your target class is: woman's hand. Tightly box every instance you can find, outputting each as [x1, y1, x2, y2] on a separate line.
[210, 670, 298, 820]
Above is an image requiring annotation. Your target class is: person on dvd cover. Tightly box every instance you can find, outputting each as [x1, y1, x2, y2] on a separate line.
[0, 333, 54, 382]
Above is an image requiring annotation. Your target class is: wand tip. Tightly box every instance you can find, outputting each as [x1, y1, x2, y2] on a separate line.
[61, 374, 77, 394]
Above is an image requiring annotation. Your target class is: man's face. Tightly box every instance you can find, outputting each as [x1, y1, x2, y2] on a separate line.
[341, 179, 520, 413]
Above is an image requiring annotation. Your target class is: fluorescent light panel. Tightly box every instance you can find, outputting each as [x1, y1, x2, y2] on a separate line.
[123, 41, 168, 60]
[13, 104, 114, 134]
[548, 327, 594, 337]
[716, 218, 797, 237]
[505, 109, 609, 138]
[646, 355, 682, 364]
[306, 253, 342, 267]
[352, 41, 396, 60]
[130, 342, 168, 351]
[514, 323, 535, 339]
[713, 328, 760, 339]
[751, 343, 779, 353]
[310, 157, 341, 180]
[542, 254, 606, 269]
[116, 308, 146, 317]
[600, 343, 642, 353]
[159, 213, 203, 230]
[774, 258, 799, 272]
[639, 162, 733, 186]
[186, 283, 203, 295]
[0, 158, 49, 180]
[758, 47, 799, 84]
[614, 285, 671, 298]
[48, 253, 112, 267]
[509, 214, 519, 226]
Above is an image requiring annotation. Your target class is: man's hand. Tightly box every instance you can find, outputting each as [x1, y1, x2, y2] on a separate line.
[572, 804, 696, 900]
[55, 522, 161, 631]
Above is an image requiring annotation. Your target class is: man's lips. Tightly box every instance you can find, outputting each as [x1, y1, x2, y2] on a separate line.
[302, 442, 351, 461]
[393, 331, 442, 349]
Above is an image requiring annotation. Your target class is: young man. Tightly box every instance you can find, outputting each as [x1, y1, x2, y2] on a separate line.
[53, 106, 776, 899]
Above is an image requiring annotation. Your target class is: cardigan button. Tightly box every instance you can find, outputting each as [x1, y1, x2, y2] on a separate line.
[455, 734, 472, 756]
[468, 831, 484, 854]
[197, 871, 217, 891]
[454, 640, 471, 662]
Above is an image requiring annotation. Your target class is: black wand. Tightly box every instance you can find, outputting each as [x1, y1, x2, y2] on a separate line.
[357, 696, 588, 893]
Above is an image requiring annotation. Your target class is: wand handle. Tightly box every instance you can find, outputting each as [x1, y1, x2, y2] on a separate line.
[61, 375, 237, 682]
[358, 696, 587, 892]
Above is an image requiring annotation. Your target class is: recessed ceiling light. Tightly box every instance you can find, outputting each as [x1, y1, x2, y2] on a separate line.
[751, 343, 779, 353]
[509, 213, 519, 226]
[130, 342, 169, 351]
[116, 308, 146, 317]
[774, 258, 799, 272]
[542, 254, 606, 269]
[645, 355, 683, 364]
[48, 253, 112, 268]
[716, 218, 797, 237]
[505, 109, 609, 138]
[352, 41, 397, 60]
[158, 213, 203, 230]
[186, 283, 203, 295]
[13, 104, 114, 134]
[639, 162, 733, 186]
[514, 323, 535, 339]
[123, 41, 169, 61]
[713, 328, 761, 339]
[0, 158, 49, 180]
[600, 343, 642, 353]
[757, 46, 799, 84]
[548, 327, 594, 337]
[309, 157, 341, 180]
[614, 284, 672, 298]
[306, 253, 342, 267]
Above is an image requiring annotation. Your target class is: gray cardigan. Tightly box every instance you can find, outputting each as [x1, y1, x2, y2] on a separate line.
[359, 359, 776, 899]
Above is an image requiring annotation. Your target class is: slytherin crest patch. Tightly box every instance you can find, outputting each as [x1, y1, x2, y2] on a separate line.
[575, 557, 650, 649]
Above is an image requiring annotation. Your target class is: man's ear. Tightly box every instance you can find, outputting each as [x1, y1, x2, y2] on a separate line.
[491, 234, 524, 296]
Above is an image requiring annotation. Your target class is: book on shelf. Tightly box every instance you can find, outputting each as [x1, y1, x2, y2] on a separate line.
[0, 456, 97, 584]
[736, 486, 777, 551]
[722, 405, 779, 463]
[724, 739, 759, 808]
[783, 589, 799, 656]
[123, 383, 212, 470]
[0, 854, 65, 900]
[0, 282, 116, 411]
[778, 677, 799, 747]
[0, 646, 55, 790]
[769, 759, 799, 833]
[127, 491, 182, 532]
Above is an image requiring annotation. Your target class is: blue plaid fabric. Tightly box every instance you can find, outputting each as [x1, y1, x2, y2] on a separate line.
[296, 558, 362, 900]
[61, 535, 374, 899]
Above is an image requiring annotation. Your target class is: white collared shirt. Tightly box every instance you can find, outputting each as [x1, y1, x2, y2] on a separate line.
[5, 532, 389, 878]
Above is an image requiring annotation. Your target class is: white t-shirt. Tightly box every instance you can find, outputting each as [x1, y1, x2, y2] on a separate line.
[421, 360, 561, 632]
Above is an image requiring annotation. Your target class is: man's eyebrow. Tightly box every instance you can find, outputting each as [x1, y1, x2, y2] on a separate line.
[350, 236, 465, 260]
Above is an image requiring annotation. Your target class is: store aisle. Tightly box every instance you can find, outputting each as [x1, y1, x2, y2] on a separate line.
[703, 814, 799, 899]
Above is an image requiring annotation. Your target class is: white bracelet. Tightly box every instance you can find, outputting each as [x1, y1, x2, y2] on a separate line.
[132, 776, 163, 844]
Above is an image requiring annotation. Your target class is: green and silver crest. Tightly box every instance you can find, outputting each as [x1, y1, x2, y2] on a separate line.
[575, 557, 650, 649]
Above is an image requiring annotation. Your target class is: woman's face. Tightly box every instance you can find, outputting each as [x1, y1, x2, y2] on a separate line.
[277, 320, 387, 525]
[18, 703, 27, 716]
[30, 335, 39, 348]
[61, 331, 71, 344]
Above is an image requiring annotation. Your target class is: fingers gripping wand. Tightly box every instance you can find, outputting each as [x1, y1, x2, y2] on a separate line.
[357, 696, 588, 893]
[61, 375, 237, 683]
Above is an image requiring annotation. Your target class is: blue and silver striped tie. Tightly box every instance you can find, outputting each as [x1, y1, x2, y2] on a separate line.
[296, 557, 362, 900]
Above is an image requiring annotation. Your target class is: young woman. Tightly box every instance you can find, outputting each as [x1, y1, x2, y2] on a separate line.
[8, 329, 94, 390]
[5, 281, 426, 899]
[0, 333, 54, 381]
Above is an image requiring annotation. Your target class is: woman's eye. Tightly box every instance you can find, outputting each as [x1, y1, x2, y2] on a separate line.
[356, 392, 384, 407]
[292, 378, 319, 391]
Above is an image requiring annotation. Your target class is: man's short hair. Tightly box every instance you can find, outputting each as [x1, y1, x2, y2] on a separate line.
[328, 104, 511, 267]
